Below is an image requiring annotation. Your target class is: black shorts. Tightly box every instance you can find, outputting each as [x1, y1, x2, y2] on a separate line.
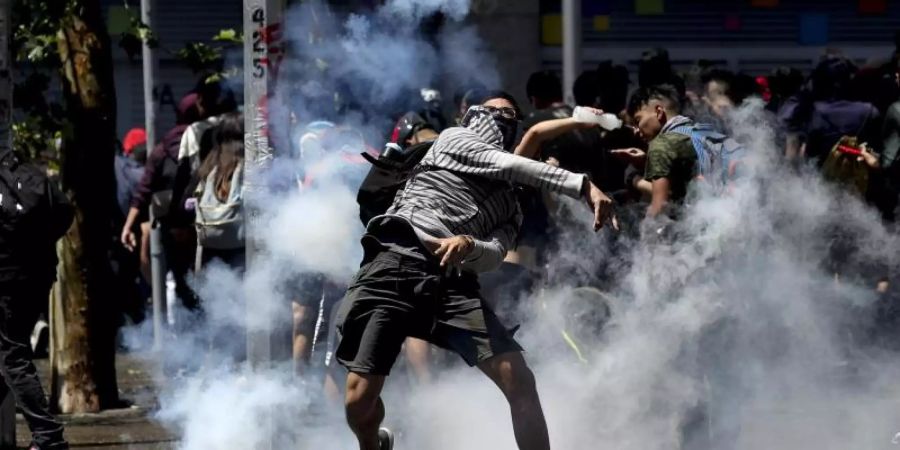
[335, 235, 522, 375]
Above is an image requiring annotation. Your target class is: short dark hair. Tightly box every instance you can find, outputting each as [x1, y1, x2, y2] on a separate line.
[701, 69, 735, 89]
[701, 69, 759, 103]
[481, 90, 523, 118]
[525, 70, 563, 102]
[596, 62, 630, 113]
[639, 48, 673, 88]
[573, 70, 600, 107]
[627, 84, 683, 117]
[768, 66, 804, 100]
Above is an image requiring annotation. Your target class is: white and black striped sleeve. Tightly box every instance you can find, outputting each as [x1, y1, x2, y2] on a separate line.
[460, 212, 520, 273]
[430, 129, 587, 199]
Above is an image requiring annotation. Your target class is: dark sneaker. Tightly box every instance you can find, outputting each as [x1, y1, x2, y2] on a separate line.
[378, 427, 394, 450]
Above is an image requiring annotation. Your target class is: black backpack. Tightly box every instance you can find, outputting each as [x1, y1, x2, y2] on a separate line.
[0, 150, 74, 279]
[356, 141, 434, 226]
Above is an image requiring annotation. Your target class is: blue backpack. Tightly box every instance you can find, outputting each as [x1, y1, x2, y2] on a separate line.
[668, 123, 746, 191]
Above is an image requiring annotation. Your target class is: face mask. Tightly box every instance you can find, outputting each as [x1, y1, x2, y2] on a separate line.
[494, 116, 519, 151]
[461, 106, 521, 151]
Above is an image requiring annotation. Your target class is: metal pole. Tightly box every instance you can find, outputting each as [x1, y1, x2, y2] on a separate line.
[0, 0, 15, 447]
[562, 0, 582, 105]
[142, 0, 166, 351]
[149, 212, 166, 349]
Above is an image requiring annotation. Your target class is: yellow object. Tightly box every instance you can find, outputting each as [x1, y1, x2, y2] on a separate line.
[562, 330, 588, 364]
[542, 14, 563, 46]
[635, 0, 664, 15]
[593, 15, 611, 32]
[107, 6, 135, 35]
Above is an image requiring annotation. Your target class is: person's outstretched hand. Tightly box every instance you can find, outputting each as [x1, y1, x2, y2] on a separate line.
[611, 147, 647, 169]
[584, 181, 618, 232]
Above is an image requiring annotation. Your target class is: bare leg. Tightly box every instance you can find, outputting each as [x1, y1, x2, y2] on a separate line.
[345, 372, 386, 450]
[292, 302, 312, 375]
[403, 337, 431, 384]
[477, 352, 550, 450]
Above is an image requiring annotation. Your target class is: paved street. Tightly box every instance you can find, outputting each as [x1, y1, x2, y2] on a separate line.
[16, 354, 175, 449]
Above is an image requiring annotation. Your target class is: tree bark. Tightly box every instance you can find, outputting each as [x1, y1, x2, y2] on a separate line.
[49, 0, 120, 413]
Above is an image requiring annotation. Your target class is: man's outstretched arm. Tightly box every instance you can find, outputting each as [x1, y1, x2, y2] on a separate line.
[434, 129, 589, 199]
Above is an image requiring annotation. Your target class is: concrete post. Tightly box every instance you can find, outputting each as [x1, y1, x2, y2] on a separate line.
[243, 0, 286, 446]
[244, 0, 285, 368]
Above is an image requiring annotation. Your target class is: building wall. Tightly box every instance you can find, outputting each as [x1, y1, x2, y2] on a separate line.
[538, 0, 898, 80]
[105, 0, 897, 140]
[470, 0, 542, 104]
[104, 0, 242, 140]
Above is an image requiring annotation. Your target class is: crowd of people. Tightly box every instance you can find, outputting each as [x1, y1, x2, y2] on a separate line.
[0, 41, 886, 450]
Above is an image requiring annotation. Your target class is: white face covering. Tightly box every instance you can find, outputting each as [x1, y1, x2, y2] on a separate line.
[461, 105, 519, 151]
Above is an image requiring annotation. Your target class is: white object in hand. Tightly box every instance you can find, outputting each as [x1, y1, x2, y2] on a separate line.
[572, 106, 622, 131]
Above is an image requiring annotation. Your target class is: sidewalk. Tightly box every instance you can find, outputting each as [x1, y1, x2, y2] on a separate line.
[16, 354, 176, 449]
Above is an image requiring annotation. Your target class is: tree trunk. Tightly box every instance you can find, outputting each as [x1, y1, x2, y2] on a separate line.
[49, 0, 120, 413]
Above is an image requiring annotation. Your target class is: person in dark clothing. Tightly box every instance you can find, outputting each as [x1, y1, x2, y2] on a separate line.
[876, 58, 900, 221]
[518, 71, 592, 307]
[0, 149, 72, 450]
[113, 128, 150, 323]
[530, 70, 629, 194]
[779, 56, 881, 164]
[639, 47, 685, 96]
[766, 67, 804, 114]
[120, 94, 202, 313]
[114, 128, 147, 218]
[524, 70, 604, 182]
[595, 61, 631, 116]
[881, 58, 900, 170]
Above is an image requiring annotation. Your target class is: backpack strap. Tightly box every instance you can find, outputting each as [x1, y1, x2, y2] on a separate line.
[228, 162, 243, 200]
[668, 125, 713, 177]
[360, 151, 402, 171]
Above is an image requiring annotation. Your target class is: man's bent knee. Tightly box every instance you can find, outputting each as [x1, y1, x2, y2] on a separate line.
[479, 352, 538, 399]
[344, 372, 385, 420]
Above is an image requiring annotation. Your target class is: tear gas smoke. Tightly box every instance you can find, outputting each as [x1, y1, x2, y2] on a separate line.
[124, 0, 900, 448]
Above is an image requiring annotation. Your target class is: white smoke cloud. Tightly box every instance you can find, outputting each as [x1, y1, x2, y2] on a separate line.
[122, 2, 900, 449]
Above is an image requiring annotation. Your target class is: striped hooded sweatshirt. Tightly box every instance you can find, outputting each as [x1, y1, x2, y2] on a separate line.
[374, 110, 587, 273]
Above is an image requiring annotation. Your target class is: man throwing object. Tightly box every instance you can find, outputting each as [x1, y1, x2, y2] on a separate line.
[336, 92, 615, 450]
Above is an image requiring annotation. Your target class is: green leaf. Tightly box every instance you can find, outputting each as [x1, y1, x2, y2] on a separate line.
[27, 45, 47, 62]
[212, 28, 242, 43]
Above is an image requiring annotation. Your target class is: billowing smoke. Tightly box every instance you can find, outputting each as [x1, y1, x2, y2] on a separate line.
[128, 0, 504, 448]
[125, 0, 900, 448]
